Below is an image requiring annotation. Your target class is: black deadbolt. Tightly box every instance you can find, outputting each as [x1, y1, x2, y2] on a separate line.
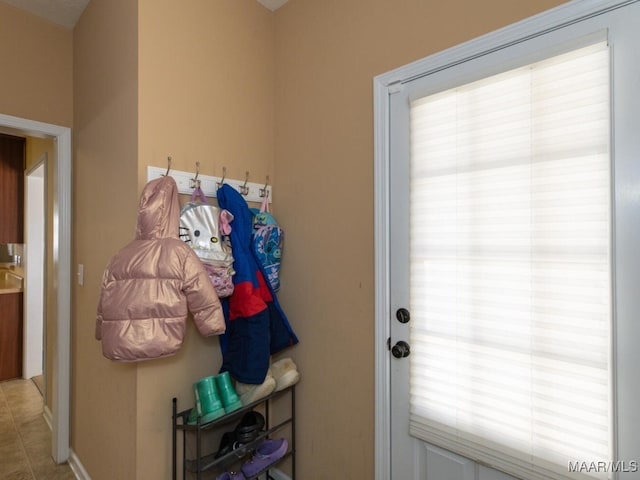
[396, 308, 410, 324]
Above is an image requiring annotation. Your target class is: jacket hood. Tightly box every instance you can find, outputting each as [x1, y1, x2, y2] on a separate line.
[135, 176, 181, 240]
[216, 184, 253, 246]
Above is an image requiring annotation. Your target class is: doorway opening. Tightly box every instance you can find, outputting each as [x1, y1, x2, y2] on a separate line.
[0, 113, 71, 464]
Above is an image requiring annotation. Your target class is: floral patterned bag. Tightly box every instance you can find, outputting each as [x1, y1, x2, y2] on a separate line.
[250, 194, 283, 292]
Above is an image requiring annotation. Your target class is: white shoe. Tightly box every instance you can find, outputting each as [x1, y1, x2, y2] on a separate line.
[271, 357, 300, 391]
[235, 370, 276, 405]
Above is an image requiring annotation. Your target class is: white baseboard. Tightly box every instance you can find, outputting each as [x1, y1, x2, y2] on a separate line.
[261, 468, 291, 480]
[41, 407, 89, 480]
[43, 405, 53, 431]
[68, 448, 91, 480]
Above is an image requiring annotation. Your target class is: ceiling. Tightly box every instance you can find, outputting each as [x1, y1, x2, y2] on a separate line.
[2, 0, 89, 28]
[1, 0, 288, 29]
[257, 0, 288, 11]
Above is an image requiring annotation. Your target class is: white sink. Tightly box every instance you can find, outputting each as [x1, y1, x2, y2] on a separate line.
[0, 269, 23, 293]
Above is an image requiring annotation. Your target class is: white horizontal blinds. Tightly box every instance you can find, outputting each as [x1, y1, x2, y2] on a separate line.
[409, 42, 611, 480]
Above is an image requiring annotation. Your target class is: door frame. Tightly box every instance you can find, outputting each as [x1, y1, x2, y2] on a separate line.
[0, 112, 71, 464]
[373, 1, 635, 478]
[24, 155, 46, 381]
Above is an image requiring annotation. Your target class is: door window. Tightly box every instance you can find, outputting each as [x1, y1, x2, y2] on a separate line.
[408, 41, 611, 480]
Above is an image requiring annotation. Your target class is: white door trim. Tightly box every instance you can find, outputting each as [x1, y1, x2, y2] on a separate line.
[373, 1, 637, 478]
[0, 112, 71, 464]
[373, 72, 392, 480]
[24, 156, 46, 381]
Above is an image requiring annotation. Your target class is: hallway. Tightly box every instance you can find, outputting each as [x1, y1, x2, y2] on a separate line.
[0, 378, 75, 479]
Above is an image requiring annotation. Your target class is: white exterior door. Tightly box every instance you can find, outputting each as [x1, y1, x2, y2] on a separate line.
[387, 70, 521, 480]
[376, 1, 640, 479]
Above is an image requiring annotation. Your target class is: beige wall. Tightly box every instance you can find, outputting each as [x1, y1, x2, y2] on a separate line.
[72, 0, 139, 478]
[25, 137, 52, 171]
[136, 1, 275, 477]
[137, 0, 275, 185]
[273, 0, 566, 478]
[0, 2, 72, 127]
[72, 1, 276, 478]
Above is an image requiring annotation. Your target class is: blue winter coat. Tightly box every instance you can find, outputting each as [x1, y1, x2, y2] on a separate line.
[216, 184, 298, 384]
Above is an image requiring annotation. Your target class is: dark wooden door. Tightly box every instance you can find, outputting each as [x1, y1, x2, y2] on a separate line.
[0, 292, 23, 380]
[0, 134, 25, 243]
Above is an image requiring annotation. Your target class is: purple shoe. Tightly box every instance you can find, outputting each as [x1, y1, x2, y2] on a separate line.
[241, 438, 289, 477]
[215, 472, 246, 480]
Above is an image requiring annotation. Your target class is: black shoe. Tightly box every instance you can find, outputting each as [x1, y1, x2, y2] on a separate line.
[215, 431, 239, 459]
[234, 411, 265, 444]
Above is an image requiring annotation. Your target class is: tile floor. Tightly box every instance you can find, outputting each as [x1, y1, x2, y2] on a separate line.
[0, 378, 76, 479]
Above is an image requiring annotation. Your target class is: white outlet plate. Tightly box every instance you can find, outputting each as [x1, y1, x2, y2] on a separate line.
[77, 264, 84, 286]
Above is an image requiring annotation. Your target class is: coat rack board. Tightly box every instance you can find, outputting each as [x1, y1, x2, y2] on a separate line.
[146, 166, 272, 204]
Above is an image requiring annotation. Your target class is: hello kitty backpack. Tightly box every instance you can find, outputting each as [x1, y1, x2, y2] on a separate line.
[179, 187, 235, 297]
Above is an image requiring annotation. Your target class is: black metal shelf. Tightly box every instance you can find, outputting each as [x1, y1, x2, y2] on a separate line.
[172, 385, 296, 480]
[187, 450, 295, 480]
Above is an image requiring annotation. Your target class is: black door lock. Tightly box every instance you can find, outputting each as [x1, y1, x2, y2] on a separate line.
[396, 308, 410, 324]
[391, 340, 411, 358]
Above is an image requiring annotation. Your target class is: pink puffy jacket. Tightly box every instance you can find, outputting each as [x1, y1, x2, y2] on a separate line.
[96, 175, 225, 361]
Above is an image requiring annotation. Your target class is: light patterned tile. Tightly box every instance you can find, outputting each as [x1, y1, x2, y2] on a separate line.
[18, 417, 50, 447]
[22, 434, 52, 470]
[32, 461, 76, 480]
[0, 434, 22, 451]
[0, 469, 34, 480]
[0, 442, 31, 479]
[0, 379, 73, 480]
[1, 379, 37, 401]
